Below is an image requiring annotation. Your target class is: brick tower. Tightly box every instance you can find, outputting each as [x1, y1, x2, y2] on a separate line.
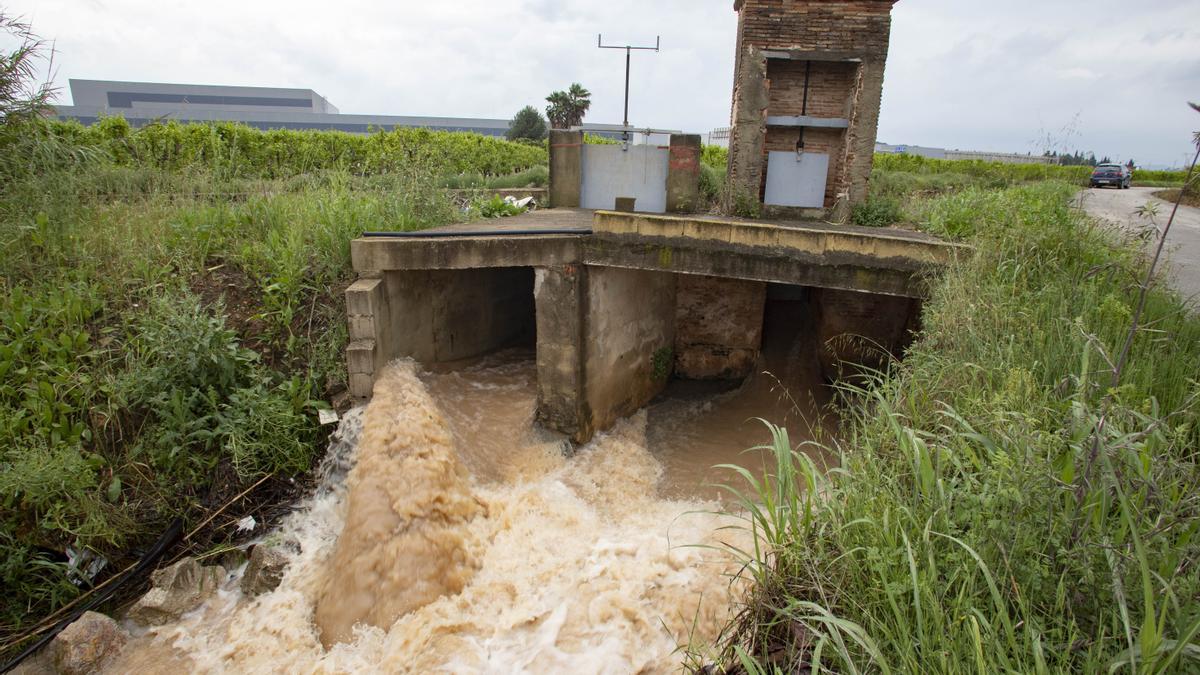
[726, 0, 898, 221]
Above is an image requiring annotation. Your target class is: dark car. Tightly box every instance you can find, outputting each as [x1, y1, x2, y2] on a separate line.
[1091, 164, 1132, 189]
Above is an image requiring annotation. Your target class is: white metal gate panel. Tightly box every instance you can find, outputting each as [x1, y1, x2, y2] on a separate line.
[764, 151, 829, 208]
[580, 144, 670, 213]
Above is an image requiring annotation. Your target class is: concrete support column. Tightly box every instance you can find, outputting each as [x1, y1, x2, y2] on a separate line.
[346, 276, 389, 399]
[725, 46, 768, 214]
[582, 267, 676, 437]
[666, 134, 702, 213]
[534, 264, 677, 444]
[535, 264, 589, 441]
[843, 59, 887, 211]
[549, 129, 583, 208]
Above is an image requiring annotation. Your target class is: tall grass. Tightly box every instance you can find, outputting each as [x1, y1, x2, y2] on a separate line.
[0, 119, 503, 639]
[717, 181, 1200, 672]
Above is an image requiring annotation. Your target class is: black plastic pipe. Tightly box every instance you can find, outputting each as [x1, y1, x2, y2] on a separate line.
[362, 229, 592, 238]
[1, 519, 183, 673]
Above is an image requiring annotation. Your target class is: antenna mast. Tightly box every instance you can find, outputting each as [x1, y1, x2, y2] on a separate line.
[597, 34, 660, 141]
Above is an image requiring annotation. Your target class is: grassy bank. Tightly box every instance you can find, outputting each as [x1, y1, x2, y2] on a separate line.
[717, 179, 1200, 672]
[0, 119, 541, 645]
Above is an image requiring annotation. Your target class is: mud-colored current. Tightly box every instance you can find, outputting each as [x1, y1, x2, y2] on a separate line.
[104, 342, 830, 674]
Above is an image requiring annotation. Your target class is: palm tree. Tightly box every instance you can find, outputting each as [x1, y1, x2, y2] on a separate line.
[545, 83, 592, 130]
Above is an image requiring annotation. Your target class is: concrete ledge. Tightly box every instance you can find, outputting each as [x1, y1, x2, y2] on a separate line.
[585, 234, 935, 298]
[591, 210, 964, 268]
[351, 235, 582, 272]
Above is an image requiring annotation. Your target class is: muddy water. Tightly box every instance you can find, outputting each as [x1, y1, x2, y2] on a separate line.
[105, 345, 830, 674]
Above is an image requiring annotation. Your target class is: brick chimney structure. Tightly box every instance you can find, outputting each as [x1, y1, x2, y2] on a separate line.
[726, 0, 898, 221]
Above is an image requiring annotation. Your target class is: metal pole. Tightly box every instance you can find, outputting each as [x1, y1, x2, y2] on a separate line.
[624, 47, 631, 128]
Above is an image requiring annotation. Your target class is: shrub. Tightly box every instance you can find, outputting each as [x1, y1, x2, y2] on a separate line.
[850, 194, 902, 227]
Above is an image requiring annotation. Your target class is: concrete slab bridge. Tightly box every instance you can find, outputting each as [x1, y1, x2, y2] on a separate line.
[345, 207, 963, 443]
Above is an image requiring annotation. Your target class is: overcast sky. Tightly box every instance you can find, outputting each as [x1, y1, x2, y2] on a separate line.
[7, 0, 1199, 167]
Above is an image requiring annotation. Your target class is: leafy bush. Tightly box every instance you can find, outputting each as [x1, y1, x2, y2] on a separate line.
[1, 117, 548, 183]
[850, 194, 902, 227]
[699, 163, 725, 207]
[702, 144, 728, 170]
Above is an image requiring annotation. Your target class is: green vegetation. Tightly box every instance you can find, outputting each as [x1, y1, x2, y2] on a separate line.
[874, 153, 1187, 188]
[2, 116, 546, 183]
[545, 82, 592, 130]
[717, 175, 1200, 671]
[0, 117, 540, 640]
[506, 105, 547, 143]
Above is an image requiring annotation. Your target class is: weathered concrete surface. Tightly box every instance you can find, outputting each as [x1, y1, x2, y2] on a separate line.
[534, 264, 676, 443]
[348, 267, 534, 397]
[592, 210, 957, 267]
[675, 275, 766, 379]
[534, 265, 589, 440]
[549, 129, 583, 208]
[583, 267, 676, 437]
[1081, 186, 1200, 308]
[350, 210, 591, 276]
[726, 45, 770, 212]
[588, 210, 963, 298]
[667, 134, 702, 213]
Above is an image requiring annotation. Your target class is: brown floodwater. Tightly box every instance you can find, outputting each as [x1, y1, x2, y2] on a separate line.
[103, 325, 833, 674]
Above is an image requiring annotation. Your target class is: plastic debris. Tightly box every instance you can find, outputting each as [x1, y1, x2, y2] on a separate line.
[236, 516, 257, 533]
[318, 409, 339, 426]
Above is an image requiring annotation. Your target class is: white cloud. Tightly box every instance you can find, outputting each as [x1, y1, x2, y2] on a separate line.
[8, 0, 1199, 166]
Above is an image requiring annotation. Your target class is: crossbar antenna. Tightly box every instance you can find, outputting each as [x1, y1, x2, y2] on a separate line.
[598, 34, 660, 144]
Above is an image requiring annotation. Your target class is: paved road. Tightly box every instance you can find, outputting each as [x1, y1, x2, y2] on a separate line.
[1080, 186, 1200, 307]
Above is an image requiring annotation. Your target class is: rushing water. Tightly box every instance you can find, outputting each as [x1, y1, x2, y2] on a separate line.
[104, 341, 830, 674]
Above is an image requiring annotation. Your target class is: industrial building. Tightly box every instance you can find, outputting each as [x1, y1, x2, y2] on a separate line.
[53, 79, 626, 138]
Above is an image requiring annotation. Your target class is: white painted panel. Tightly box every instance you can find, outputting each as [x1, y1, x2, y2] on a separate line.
[580, 144, 670, 213]
[764, 151, 829, 208]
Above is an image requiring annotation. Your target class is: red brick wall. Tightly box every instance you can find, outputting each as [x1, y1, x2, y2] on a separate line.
[734, 0, 896, 56]
[727, 0, 896, 215]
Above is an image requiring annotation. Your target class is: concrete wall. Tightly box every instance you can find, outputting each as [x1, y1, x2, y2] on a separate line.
[534, 265, 588, 440]
[347, 267, 534, 398]
[549, 130, 583, 208]
[583, 267, 676, 435]
[812, 287, 919, 381]
[674, 275, 766, 379]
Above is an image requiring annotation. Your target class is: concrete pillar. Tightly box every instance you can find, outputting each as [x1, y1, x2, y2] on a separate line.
[534, 264, 589, 441]
[549, 129, 583, 208]
[666, 134, 702, 213]
[843, 59, 888, 211]
[534, 264, 677, 444]
[725, 46, 768, 215]
[346, 276, 388, 399]
[582, 267, 676, 436]
[674, 275, 766, 379]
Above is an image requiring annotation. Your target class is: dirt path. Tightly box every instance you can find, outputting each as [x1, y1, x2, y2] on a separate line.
[1080, 186, 1200, 308]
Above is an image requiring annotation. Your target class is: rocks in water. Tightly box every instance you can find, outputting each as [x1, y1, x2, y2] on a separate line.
[126, 557, 225, 626]
[240, 545, 288, 597]
[49, 611, 127, 675]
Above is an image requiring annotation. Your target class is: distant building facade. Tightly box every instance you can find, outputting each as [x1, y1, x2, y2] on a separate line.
[53, 79, 626, 138]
